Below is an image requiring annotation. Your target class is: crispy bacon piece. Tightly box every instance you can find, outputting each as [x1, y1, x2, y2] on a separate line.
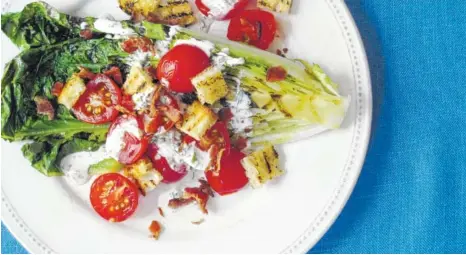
[79, 29, 93, 40]
[158, 207, 165, 217]
[168, 197, 194, 209]
[119, 94, 136, 113]
[158, 104, 182, 123]
[206, 145, 225, 174]
[266, 66, 287, 82]
[233, 136, 249, 151]
[122, 37, 155, 54]
[167, 180, 214, 214]
[183, 180, 214, 214]
[104, 66, 123, 85]
[34, 96, 55, 120]
[145, 66, 158, 80]
[148, 220, 162, 240]
[77, 67, 96, 80]
[191, 219, 205, 225]
[51, 82, 64, 97]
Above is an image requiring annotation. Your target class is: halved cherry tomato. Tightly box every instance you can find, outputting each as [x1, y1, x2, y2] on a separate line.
[147, 144, 188, 184]
[107, 115, 148, 165]
[72, 74, 122, 124]
[121, 37, 155, 53]
[227, 10, 277, 50]
[205, 148, 248, 196]
[198, 121, 231, 154]
[90, 173, 139, 222]
[195, 0, 249, 20]
[157, 45, 211, 93]
[120, 94, 136, 112]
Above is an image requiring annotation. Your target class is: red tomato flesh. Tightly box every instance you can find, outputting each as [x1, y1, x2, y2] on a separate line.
[72, 74, 122, 124]
[195, 0, 249, 20]
[107, 115, 148, 165]
[205, 148, 248, 196]
[157, 45, 211, 93]
[90, 173, 139, 222]
[147, 143, 188, 184]
[198, 121, 231, 155]
[227, 10, 277, 50]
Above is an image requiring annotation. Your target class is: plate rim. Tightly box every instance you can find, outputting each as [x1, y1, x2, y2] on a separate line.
[1, 0, 373, 253]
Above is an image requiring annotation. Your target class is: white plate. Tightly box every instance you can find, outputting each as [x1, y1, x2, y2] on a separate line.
[1, 0, 372, 253]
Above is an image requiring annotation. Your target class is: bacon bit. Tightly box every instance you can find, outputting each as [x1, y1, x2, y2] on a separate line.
[191, 219, 205, 225]
[121, 37, 155, 54]
[148, 86, 163, 117]
[34, 96, 55, 120]
[145, 66, 158, 80]
[103, 66, 123, 85]
[266, 66, 287, 82]
[159, 104, 182, 123]
[183, 180, 214, 214]
[158, 207, 165, 217]
[283, 48, 289, 54]
[148, 220, 162, 240]
[168, 197, 194, 209]
[218, 108, 234, 123]
[77, 67, 96, 80]
[234, 136, 249, 151]
[79, 29, 93, 40]
[51, 82, 64, 97]
[206, 145, 224, 174]
[276, 49, 285, 57]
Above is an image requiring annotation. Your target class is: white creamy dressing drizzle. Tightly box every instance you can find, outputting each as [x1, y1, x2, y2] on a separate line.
[226, 80, 254, 133]
[201, 0, 239, 19]
[155, 26, 180, 57]
[80, 22, 88, 30]
[212, 48, 245, 70]
[151, 130, 211, 172]
[59, 146, 108, 185]
[173, 38, 215, 57]
[105, 118, 143, 159]
[94, 18, 136, 36]
[125, 49, 153, 67]
[132, 87, 155, 111]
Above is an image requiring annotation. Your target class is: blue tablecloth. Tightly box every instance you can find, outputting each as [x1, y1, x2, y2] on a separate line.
[2, 0, 466, 253]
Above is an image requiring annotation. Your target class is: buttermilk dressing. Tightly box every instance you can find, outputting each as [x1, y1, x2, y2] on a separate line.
[173, 38, 215, 57]
[201, 0, 239, 19]
[105, 118, 143, 159]
[94, 18, 136, 36]
[151, 130, 211, 172]
[212, 48, 245, 70]
[227, 87, 254, 133]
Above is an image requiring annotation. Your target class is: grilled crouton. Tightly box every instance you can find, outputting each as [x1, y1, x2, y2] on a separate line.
[258, 0, 293, 13]
[57, 74, 86, 109]
[241, 144, 283, 188]
[191, 66, 229, 105]
[124, 158, 163, 195]
[176, 100, 218, 140]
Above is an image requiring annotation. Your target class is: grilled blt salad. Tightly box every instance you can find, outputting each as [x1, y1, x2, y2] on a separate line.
[1, 1, 348, 228]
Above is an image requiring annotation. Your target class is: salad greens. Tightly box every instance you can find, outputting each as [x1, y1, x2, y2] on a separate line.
[1, 1, 348, 176]
[88, 158, 123, 175]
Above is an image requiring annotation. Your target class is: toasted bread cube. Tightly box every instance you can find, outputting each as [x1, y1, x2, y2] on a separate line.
[191, 67, 229, 105]
[241, 145, 283, 188]
[57, 74, 86, 109]
[258, 0, 292, 13]
[177, 100, 218, 140]
[123, 65, 155, 96]
[124, 158, 163, 195]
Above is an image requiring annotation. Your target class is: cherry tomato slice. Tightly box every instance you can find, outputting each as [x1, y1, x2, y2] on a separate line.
[104, 66, 123, 85]
[157, 45, 211, 93]
[195, 0, 249, 20]
[147, 143, 188, 184]
[51, 81, 64, 97]
[205, 148, 249, 196]
[72, 74, 122, 124]
[107, 115, 148, 165]
[227, 10, 277, 50]
[198, 121, 231, 155]
[90, 173, 139, 222]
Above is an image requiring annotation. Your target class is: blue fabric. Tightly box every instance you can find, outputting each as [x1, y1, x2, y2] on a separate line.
[2, 0, 466, 253]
